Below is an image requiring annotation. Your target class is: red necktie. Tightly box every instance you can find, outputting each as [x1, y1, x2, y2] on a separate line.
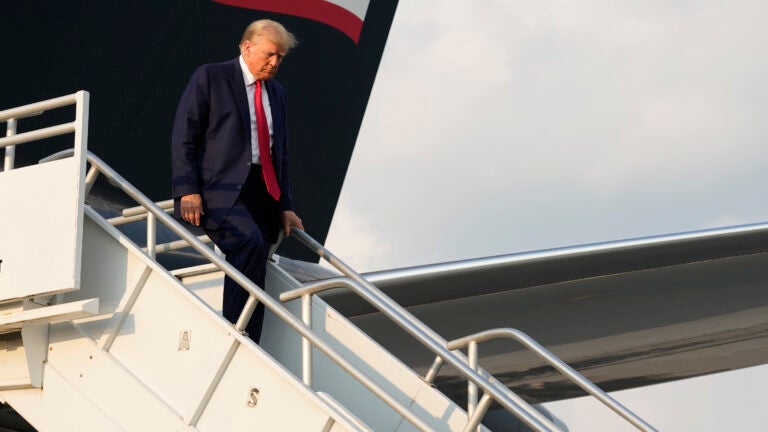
[255, 80, 281, 201]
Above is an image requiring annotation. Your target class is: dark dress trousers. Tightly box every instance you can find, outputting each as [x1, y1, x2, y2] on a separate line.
[171, 58, 294, 342]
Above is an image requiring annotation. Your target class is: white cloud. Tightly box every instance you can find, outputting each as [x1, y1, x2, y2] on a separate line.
[329, 0, 768, 273]
[321, 201, 392, 271]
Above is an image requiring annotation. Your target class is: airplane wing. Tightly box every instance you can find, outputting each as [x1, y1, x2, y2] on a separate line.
[317, 222, 768, 403]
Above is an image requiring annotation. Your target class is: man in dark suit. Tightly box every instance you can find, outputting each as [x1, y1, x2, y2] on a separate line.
[171, 19, 304, 343]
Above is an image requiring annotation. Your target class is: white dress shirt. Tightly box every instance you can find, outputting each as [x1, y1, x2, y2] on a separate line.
[239, 55, 274, 164]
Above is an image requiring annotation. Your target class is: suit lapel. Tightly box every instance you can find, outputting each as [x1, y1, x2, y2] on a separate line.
[264, 79, 285, 178]
[227, 58, 251, 142]
[264, 80, 284, 138]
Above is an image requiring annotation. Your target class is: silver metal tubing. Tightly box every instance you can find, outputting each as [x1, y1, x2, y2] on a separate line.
[143, 235, 212, 255]
[98, 265, 153, 352]
[84, 165, 100, 196]
[1, 103, 55, 170]
[316, 392, 373, 432]
[467, 341, 479, 417]
[268, 231, 285, 260]
[4, 119, 16, 170]
[0, 93, 78, 122]
[123, 199, 174, 217]
[302, 293, 313, 387]
[186, 338, 240, 426]
[147, 213, 157, 259]
[8, 91, 85, 163]
[109, 207, 174, 226]
[0, 122, 75, 149]
[278, 246, 560, 432]
[463, 393, 492, 432]
[423, 356, 444, 385]
[235, 295, 259, 334]
[171, 263, 220, 279]
[73, 92, 89, 184]
[82, 152, 435, 432]
[447, 329, 658, 432]
[279, 269, 559, 432]
[1, 111, 43, 125]
[280, 278, 354, 301]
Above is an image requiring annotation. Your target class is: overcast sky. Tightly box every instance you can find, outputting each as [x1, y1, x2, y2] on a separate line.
[324, 0, 767, 430]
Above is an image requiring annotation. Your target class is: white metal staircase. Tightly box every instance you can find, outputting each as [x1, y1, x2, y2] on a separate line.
[0, 92, 657, 432]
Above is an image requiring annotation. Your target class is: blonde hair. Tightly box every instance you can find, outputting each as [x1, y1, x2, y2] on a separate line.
[240, 19, 298, 53]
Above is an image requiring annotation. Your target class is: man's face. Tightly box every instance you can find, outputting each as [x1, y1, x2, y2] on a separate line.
[242, 35, 286, 80]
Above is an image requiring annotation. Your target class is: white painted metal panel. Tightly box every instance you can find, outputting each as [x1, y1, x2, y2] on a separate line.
[74, 216, 136, 311]
[261, 264, 305, 375]
[397, 386, 477, 432]
[68, 216, 150, 343]
[107, 270, 241, 420]
[176, 266, 224, 314]
[47, 327, 191, 430]
[0, 332, 31, 389]
[196, 343, 348, 432]
[0, 157, 85, 302]
[311, 308, 423, 431]
[317, 391, 373, 432]
[1, 372, 122, 432]
[4, 322, 190, 431]
[72, 209, 361, 429]
[1, 208, 364, 431]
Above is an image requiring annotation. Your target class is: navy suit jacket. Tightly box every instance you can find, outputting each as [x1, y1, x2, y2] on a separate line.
[171, 58, 293, 230]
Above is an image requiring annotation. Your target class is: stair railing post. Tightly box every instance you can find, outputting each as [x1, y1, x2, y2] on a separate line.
[286, 231, 560, 432]
[302, 293, 313, 387]
[423, 356, 444, 385]
[84, 165, 100, 196]
[4, 118, 16, 171]
[463, 393, 492, 432]
[467, 340, 479, 419]
[147, 212, 157, 259]
[235, 295, 259, 334]
[449, 329, 659, 432]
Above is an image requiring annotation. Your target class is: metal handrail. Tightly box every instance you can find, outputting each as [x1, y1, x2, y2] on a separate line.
[123, 200, 174, 217]
[0, 93, 78, 122]
[284, 230, 564, 432]
[109, 208, 173, 227]
[0, 93, 80, 150]
[42, 149, 203, 258]
[0, 93, 429, 429]
[66, 152, 436, 432]
[1, 93, 73, 171]
[144, 235, 213, 255]
[282, 236, 658, 432]
[5, 93, 658, 431]
[27, 136, 436, 430]
[280, 277, 546, 432]
[445, 328, 658, 432]
[0, 123, 76, 149]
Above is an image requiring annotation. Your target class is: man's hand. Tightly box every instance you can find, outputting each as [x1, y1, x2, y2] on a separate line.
[281, 210, 304, 236]
[180, 194, 204, 226]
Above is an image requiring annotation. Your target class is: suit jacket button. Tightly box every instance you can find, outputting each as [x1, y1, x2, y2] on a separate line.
[237, 185, 242, 190]
[246, 161, 251, 166]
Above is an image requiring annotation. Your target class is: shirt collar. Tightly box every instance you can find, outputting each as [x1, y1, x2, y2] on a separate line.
[239, 55, 256, 86]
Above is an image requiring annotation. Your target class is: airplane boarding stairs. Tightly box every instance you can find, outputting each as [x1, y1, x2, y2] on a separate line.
[0, 92, 657, 432]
